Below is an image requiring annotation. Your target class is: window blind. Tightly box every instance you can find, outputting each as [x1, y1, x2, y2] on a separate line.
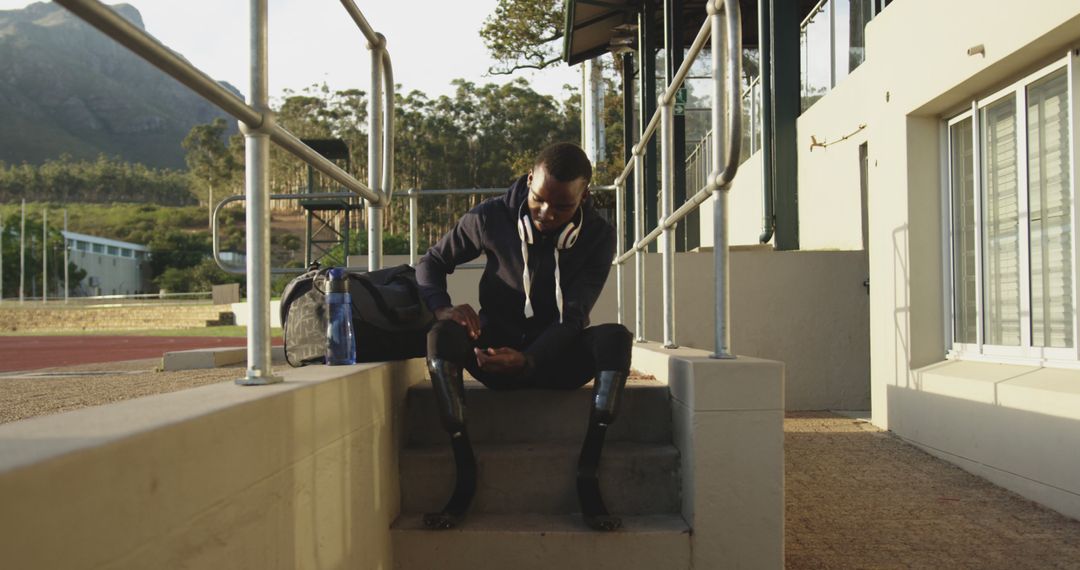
[981, 96, 1021, 346]
[951, 118, 977, 343]
[1028, 70, 1073, 348]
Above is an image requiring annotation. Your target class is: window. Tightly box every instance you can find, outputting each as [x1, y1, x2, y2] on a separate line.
[107, 246, 120, 256]
[92, 243, 104, 254]
[947, 54, 1078, 363]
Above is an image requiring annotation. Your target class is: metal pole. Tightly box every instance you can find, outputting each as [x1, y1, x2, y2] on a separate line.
[409, 189, 418, 266]
[712, 0, 738, 359]
[615, 179, 625, 325]
[750, 79, 758, 153]
[633, 152, 646, 342]
[367, 35, 385, 272]
[381, 50, 395, 206]
[0, 220, 4, 302]
[758, 0, 775, 244]
[828, 0, 836, 88]
[19, 199, 25, 303]
[42, 209, 47, 303]
[64, 209, 69, 302]
[660, 101, 676, 348]
[237, 0, 280, 385]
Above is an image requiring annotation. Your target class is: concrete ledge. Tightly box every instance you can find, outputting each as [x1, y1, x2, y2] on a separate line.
[893, 360, 1080, 520]
[161, 346, 287, 371]
[0, 358, 426, 569]
[631, 342, 785, 569]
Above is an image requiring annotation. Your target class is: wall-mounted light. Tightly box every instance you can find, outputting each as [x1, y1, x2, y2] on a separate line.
[967, 44, 985, 57]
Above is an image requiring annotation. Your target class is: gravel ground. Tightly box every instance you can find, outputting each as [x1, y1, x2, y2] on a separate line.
[786, 411, 1080, 569]
[0, 359, 244, 424]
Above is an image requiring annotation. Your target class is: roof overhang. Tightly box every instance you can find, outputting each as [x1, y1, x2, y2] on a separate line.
[563, 0, 820, 66]
[563, 0, 639, 66]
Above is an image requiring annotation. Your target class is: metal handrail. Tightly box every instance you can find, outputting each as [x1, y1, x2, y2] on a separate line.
[611, 0, 741, 356]
[54, 0, 396, 384]
[53, 0, 383, 207]
[403, 185, 618, 266]
[212, 192, 363, 275]
[800, 0, 830, 30]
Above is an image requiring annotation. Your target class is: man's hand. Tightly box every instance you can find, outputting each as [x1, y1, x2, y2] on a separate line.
[474, 347, 527, 374]
[435, 304, 481, 339]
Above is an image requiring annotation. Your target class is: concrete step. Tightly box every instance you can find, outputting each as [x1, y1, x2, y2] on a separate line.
[391, 513, 690, 570]
[400, 441, 681, 515]
[405, 379, 671, 445]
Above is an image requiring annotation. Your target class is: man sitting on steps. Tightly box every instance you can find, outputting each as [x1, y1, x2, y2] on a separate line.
[416, 142, 632, 531]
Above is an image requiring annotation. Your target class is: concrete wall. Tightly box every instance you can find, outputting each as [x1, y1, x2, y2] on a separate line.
[896, 361, 1080, 521]
[595, 250, 869, 410]
[698, 151, 766, 248]
[0, 359, 425, 569]
[632, 343, 785, 569]
[405, 249, 868, 411]
[791, 0, 1080, 518]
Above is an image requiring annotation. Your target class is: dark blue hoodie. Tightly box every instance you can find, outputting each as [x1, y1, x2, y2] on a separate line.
[416, 174, 616, 365]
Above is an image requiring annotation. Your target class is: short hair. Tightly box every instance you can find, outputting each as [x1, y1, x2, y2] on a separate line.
[534, 142, 593, 184]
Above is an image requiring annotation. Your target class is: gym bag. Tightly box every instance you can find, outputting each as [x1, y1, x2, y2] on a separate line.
[280, 263, 434, 367]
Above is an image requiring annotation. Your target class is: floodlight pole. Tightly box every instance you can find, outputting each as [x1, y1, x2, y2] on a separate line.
[64, 209, 69, 302]
[19, 199, 25, 303]
[42, 208, 47, 303]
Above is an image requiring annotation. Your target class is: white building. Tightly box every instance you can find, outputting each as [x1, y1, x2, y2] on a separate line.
[63, 231, 152, 296]
[700, 0, 1080, 521]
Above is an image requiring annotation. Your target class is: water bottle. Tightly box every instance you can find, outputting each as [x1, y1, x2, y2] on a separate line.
[325, 268, 357, 365]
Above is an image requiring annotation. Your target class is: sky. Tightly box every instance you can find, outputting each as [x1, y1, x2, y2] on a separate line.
[0, 0, 583, 102]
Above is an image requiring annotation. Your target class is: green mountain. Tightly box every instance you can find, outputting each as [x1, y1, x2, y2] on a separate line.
[0, 2, 240, 169]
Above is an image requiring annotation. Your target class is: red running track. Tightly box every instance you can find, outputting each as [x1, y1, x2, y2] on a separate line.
[0, 336, 283, 373]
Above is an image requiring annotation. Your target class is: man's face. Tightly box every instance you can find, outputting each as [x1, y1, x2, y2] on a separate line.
[526, 164, 589, 234]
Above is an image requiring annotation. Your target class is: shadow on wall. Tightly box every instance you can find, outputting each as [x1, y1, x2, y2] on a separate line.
[892, 223, 911, 390]
[887, 383, 1080, 521]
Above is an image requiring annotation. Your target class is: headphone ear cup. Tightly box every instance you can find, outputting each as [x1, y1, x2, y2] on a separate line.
[557, 222, 581, 249]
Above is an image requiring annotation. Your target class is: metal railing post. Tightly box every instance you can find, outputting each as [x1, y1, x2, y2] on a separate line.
[408, 188, 418, 266]
[367, 34, 385, 272]
[615, 178, 625, 325]
[633, 151, 646, 342]
[711, 0, 740, 359]
[237, 0, 281, 385]
[660, 101, 676, 348]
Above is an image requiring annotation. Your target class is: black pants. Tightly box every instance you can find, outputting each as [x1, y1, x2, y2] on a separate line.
[427, 320, 632, 390]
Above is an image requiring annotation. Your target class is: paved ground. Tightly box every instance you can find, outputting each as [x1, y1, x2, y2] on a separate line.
[786, 411, 1080, 569]
[0, 335, 254, 372]
[2, 359, 1079, 567]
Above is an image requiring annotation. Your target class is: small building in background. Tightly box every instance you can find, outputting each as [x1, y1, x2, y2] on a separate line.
[63, 231, 151, 296]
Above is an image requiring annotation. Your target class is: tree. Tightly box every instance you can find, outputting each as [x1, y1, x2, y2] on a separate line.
[182, 119, 237, 227]
[480, 0, 565, 74]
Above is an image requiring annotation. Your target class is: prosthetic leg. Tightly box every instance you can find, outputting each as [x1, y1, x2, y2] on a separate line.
[577, 370, 629, 531]
[423, 357, 477, 530]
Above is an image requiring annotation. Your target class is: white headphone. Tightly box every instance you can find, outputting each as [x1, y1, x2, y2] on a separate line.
[516, 199, 584, 322]
[516, 199, 583, 250]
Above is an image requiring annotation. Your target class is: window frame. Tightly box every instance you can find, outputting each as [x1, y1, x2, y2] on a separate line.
[945, 52, 1080, 367]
